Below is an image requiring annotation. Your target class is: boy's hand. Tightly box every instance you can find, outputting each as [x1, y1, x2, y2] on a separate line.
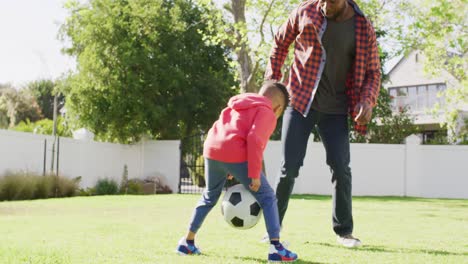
[249, 178, 261, 192]
[227, 174, 234, 180]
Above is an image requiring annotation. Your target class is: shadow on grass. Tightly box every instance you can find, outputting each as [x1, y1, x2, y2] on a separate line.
[290, 194, 468, 204]
[236, 256, 330, 264]
[315, 242, 468, 257]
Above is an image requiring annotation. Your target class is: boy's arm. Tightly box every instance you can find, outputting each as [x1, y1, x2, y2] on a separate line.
[246, 107, 277, 179]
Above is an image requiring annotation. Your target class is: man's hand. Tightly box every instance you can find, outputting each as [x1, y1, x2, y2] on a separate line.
[354, 101, 373, 125]
[249, 178, 261, 192]
[227, 174, 234, 180]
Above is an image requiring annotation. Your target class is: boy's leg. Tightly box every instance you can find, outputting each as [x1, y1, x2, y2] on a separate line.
[226, 162, 280, 239]
[227, 162, 298, 262]
[188, 158, 227, 234]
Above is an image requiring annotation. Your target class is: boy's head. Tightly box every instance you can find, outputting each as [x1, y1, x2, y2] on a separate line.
[258, 81, 290, 118]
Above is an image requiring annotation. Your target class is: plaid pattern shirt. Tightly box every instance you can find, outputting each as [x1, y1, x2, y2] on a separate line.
[265, 0, 381, 134]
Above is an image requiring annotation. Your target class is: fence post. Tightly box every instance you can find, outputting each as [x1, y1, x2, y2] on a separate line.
[404, 134, 422, 197]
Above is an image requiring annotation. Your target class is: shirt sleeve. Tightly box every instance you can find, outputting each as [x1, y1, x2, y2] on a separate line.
[246, 108, 277, 179]
[360, 22, 381, 107]
[264, 8, 299, 81]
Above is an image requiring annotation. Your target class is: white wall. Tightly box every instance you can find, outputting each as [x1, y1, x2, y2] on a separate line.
[0, 129, 180, 193]
[263, 139, 407, 197]
[263, 136, 468, 199]
[1, 129, 467, 198]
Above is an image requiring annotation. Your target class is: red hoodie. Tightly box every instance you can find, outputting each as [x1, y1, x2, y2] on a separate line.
[203, 93, 277, 179]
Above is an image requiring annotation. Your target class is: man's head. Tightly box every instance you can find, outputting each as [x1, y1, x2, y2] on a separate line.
[258, 81, 290, 118]
[317, 0, 348, 20]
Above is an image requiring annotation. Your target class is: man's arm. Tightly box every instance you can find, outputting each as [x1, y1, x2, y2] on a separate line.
[264, 8, 299, 81]
[355, 22, 381, 125]
[360, 23, 381, 107]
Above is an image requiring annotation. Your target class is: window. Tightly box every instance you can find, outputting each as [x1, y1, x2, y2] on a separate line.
[397, 87, 407, 96]
[387, 83, 447, 112]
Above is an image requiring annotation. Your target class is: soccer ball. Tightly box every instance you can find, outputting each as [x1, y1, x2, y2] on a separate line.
[221, 184, 262, 229]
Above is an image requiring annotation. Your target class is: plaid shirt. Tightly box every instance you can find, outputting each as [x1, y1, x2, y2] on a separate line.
[265, 0, 381, 134]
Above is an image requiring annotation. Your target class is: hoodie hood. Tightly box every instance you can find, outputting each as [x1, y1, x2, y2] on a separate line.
[227, 93, 272, 111]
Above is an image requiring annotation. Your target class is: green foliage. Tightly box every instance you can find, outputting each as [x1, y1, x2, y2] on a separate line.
[78, 187, 96, 196]
[25, 79, 64, 120]
[0, 171, 79, 201]
[424, 129, 450, 145]
[94, 178, 119, 195]
[127, 179, 144, 195]
[198, 0, 301, 92]
[0, 85, 43, 128]
[351, 89, 419, 144]
[60, 0, 237, 143]
[12, 117, 72, 137]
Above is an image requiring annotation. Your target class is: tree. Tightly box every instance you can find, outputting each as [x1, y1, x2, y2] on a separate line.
[198, 0, 301, 92]
[60, 0, 236, 143]
[13, 117, 72, 137]
[0, 85, 43, 128]
[25, 79, 64, 120]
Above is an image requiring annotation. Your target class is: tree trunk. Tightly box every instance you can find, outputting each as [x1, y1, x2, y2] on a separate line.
[231, 0, 257, 93]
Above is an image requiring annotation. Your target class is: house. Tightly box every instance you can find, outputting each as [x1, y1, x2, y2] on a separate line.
[384, 50, 467, 143]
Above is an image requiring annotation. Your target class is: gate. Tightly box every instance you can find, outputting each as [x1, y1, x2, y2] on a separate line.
[179, 133, 206, 194]
[179, 133, 239, 194]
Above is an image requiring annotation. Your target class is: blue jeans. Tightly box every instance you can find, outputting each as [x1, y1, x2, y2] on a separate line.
[276, 106, 353, 236]
[188, 158, 280, 239]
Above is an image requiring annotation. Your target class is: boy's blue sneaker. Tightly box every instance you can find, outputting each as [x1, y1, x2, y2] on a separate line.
[176, 237, 202, 255]
[268, 243, 298, 262]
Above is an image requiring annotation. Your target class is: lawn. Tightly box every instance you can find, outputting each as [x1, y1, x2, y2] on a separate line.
[0, 194, 467, 264]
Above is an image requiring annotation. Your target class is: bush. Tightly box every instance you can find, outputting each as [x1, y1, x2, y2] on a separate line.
[0, 171, 79, 201]
[94, 178, 119, 195]
[78, 187, 95, 196]
[127, 179, 144, 195]
[35, 175, 54, 198]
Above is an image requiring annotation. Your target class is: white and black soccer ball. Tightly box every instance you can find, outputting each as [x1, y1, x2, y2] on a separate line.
[221, 184, 262, 229]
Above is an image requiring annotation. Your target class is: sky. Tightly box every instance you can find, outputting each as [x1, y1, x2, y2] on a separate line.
[0, 0, 75, 87]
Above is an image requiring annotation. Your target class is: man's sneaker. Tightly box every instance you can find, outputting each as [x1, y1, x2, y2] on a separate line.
[268, 243, 298, 262]
[260, 226, 283, 243]
[176, 237, 202, 255]
[260, 232, 270, 243]
[337, 234, 362, 248]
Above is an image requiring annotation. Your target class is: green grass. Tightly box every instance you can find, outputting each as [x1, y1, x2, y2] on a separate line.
[0, 195, 467, 264]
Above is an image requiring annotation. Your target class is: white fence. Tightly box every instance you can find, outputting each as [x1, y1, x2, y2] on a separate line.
[0, 129, 180, 193]
[1, 130, 468, 199]
[263, 135, 468, 199]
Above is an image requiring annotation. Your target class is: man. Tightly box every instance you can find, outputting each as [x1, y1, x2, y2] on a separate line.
[264, 0, 381, 247]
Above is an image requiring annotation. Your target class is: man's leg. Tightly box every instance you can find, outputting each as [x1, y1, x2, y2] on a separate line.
[276, 107, 317, 225]
[316, 113, 353, 236]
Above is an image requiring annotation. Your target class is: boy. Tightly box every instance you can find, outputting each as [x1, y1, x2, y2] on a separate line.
[176, 81, 298, 262]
